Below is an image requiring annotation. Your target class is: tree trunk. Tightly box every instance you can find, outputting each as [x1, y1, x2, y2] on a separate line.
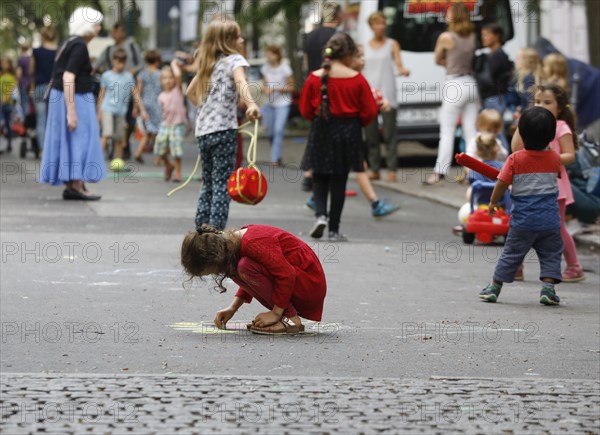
[284, 3, 304, 89]
[586, 0, 599, 68]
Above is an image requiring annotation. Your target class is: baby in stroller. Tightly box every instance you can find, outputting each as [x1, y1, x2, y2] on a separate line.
[457, 133, 512, 243]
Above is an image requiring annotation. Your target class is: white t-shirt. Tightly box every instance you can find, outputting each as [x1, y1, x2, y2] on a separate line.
[195, 53, 249, 137]
[260, 62, 293, 108]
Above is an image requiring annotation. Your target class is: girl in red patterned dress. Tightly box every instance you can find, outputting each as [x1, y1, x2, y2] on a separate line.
[181, 224, 327, 335]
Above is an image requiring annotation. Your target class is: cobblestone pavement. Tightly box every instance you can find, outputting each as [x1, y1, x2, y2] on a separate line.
[1, 373, 599, 434]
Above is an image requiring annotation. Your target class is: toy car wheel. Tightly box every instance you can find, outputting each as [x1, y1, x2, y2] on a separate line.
[462, 228, 475, 244]
[20, 140, 27, 158]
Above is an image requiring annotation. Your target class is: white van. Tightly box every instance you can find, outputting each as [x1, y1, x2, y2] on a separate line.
[352, 0, 529, 143]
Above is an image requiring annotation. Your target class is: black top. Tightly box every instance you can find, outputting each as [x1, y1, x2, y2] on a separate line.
[303, 26, 337, 73]
[51, 37, 93, 94]
[33, 47, 57, 86]
[482, 48, 513, 99]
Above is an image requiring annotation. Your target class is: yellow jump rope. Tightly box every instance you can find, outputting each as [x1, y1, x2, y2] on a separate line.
[167, 119, 259, 197]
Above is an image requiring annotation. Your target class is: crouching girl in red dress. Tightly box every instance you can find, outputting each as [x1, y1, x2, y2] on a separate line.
[181, 224, 327, 335]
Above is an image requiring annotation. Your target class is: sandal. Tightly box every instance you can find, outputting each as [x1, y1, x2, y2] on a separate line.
[249, 317, 305, 335]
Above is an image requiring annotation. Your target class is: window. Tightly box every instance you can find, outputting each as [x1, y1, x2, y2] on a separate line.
[380, 0, 515, 52]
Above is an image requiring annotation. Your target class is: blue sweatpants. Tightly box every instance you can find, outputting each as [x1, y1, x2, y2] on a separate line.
[494, 227, 563, 284]
[195, 129, 238, 230]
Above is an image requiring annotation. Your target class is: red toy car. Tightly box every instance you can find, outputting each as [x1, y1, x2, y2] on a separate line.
[462, 181, 512, 244]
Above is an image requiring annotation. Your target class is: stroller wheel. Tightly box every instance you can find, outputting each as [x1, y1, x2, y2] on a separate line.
[32, 138, 40, 159]
[20, 140, 27, 159]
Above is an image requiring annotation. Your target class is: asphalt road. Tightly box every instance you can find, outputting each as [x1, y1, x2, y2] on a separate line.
[1, 136, 599, 433]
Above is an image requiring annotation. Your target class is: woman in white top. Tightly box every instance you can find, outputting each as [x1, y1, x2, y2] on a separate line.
[260, 45, 294, 165]
[424, 2, 479, 185]
[363, 11, 410, 183]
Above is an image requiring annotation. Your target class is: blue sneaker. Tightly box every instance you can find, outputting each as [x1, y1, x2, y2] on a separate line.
[306, 196, 316, 211]
[539, 287, 560, 305]
[479, 284, 501, 303]
[372, 198, 400, 217]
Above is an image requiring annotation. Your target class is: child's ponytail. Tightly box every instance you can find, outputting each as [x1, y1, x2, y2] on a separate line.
[319, 47, 333, 120]
[317, 32, 358, 121]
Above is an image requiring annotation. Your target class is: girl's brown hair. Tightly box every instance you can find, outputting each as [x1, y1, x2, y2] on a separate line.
[188, 18, 241, 104]
[319, 32, 357, 120]
[41, 26, 56, 42]
[265, 45, 282, 62]
[181, 224, 241, 292]
[534, 83, 577, 146]
[144, 50, 161, 65]
[447, 2, 474, 37]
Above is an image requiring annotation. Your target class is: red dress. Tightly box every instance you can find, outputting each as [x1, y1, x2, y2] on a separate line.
[233, 225, 327, 321]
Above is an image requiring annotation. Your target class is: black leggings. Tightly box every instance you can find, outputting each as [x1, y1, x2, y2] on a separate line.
[313, 173, 349, 233]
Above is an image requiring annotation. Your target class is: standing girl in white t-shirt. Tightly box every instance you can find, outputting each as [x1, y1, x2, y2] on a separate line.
[186, 18, 260, 231]
[260, 45, 294, 165]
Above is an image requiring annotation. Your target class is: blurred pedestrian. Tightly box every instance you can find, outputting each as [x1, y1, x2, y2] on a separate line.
[186, 17, 260, 231]
[0, 58, 18, 152]
[479, 23, 513, 116]
[300, 33, 378, 241]
[133, 50, 162, 163]
[303, 1, 342, 73]
[94, 23, 144, 159]
[513, 47, 542, 112]
[16, 41, 33, 116]
[542, 53, 569, 93]
[39, 7, 106, 200]
[31, 26, 57, 147]
[363, 11, 410, 183]
[97, 48, 136, 165]
[260, 45, 294, 165]
[301, 1, 343, 191]
[154, 59, 187, 183]
[424, 2, 479, 185]
[181, 224, 327, 335]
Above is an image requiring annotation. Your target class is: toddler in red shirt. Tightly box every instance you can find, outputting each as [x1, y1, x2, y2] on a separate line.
[181, 224, 327, 335]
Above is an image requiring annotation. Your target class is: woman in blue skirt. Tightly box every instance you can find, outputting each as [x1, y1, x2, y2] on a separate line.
[40, 7, 106, 200]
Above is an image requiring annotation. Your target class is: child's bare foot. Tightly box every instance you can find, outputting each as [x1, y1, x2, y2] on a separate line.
[249, 316, 304, 335]
[164, 163, 173, 181]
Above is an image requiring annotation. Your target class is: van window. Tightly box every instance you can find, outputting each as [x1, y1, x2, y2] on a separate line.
[379, 0, 515, 52]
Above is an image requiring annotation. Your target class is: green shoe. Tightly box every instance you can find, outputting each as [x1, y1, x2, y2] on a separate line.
[479, 284, 501, 303]
[540, 287, 560, 305]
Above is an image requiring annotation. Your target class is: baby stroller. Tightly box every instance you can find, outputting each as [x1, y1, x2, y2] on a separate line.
[462, 181, 512, 244]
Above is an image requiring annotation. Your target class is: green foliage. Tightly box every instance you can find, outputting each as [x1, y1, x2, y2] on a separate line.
[0, 0, 103, 54]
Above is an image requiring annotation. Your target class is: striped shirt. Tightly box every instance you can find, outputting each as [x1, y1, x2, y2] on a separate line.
[498, 149, 561, 231]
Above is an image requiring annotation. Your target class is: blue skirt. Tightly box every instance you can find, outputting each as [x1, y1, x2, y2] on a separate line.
[40, 89, 107, 186]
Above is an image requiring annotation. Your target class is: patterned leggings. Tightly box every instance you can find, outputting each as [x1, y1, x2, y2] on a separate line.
[195, 129, 238, 230]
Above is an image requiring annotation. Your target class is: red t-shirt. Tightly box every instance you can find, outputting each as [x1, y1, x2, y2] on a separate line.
[299, 72, 378, 126]
[233, 225, 327, 321]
